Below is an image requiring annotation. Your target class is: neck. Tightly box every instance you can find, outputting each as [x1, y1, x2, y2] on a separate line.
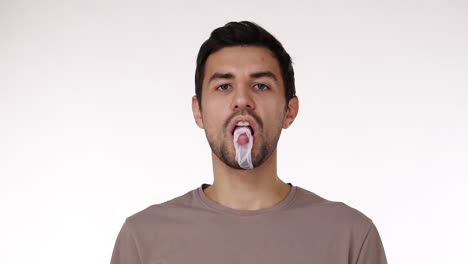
[204, 148, 291, 211]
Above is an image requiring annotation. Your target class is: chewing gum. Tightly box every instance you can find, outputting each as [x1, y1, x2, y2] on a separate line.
[233, 127, 253, 169]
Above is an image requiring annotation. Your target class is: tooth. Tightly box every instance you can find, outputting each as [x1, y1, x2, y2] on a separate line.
[236, 121, 250, 126]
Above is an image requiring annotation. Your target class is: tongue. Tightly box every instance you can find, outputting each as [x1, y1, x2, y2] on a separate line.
[237, 133, 250, 145]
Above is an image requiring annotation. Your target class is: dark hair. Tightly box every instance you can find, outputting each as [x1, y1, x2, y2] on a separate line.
[195, 21, 296, 107]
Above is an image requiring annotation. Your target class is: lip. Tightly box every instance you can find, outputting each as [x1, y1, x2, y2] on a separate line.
[228, 115, 258, 142]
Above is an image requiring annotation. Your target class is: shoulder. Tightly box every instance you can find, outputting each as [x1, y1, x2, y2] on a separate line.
[125, 188, 202, 226]
[294, 187, 386, 263]
[292, 186, 374, 229]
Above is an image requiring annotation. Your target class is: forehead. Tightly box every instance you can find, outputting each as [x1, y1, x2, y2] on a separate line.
[203, 46, 282, 84]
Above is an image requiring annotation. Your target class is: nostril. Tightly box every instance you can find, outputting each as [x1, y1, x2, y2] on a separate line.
[234, 103, 253, 110]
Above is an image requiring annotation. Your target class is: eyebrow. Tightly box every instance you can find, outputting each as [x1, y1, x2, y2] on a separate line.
[208, 72, 234, 83]
[208, 71, 278, 84]
[250, 71, 277, 81]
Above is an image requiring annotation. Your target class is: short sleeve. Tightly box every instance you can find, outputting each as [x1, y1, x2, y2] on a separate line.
[110, 219, 142, 264]
[355, 222, 388, 264]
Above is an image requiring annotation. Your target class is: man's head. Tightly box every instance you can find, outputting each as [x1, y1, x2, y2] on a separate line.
[192, 21, 299, 170]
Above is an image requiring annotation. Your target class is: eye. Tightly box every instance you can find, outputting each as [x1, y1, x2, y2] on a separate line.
[217, 84, 231, 91]
[254, 83, 269, 91]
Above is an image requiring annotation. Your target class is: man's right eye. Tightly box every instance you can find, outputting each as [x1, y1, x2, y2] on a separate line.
[217, 84, 231, 91]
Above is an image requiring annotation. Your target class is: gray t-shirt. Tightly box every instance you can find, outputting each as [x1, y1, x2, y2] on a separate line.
[110, 183, 387, 264]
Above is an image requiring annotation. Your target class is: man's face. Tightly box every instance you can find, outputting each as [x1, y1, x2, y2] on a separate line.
[192, 46, 298, 169]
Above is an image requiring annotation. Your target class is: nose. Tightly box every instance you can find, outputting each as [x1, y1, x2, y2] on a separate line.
[231, 85, 256, 111]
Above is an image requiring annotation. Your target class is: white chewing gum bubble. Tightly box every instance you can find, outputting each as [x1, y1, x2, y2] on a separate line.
[233, 127, 253, 169]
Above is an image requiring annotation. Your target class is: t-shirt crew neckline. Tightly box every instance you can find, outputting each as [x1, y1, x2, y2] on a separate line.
[196, 182, 297, 216]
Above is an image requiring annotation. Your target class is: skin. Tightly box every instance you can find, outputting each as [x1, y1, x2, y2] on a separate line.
[192, 46, 299, 211]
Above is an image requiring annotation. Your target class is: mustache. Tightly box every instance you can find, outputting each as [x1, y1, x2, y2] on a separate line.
[224, 110, 263, 132]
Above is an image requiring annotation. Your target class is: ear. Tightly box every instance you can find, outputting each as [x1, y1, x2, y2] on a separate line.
[192, 96, 204, 129]
[282, 96, 299, 129]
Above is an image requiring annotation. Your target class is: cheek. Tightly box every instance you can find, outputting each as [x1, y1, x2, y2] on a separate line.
[202, 107, 226, 134]
[264, 112, 287, 136]
[200, 92, 232, 136]
[265, 99, 286, 118]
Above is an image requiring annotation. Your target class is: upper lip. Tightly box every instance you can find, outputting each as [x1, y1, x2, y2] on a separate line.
[229, 116, 258, 136]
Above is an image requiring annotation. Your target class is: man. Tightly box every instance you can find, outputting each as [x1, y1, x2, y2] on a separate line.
[110, 21, 387, 264]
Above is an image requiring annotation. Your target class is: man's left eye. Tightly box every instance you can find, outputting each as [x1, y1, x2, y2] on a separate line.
[254, 83, 269, 90]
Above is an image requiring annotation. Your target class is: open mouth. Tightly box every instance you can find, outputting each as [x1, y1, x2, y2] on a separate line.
[231, 126, 254, 136]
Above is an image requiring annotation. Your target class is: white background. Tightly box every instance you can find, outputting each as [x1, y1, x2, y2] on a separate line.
[1, 0, 467, 263]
